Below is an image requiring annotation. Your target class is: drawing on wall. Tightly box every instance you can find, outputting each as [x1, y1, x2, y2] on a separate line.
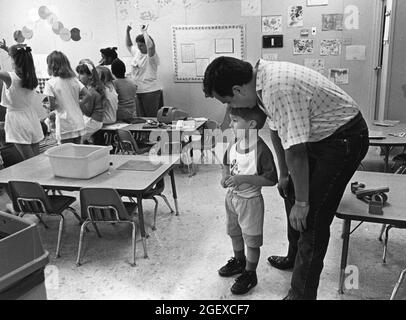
[329, 68, 349, 85]
[288, 5, 304, 27]
[345, 45, 366, 60]
[241, 0, 261, 17]
[307, 0, 328, 6]
[300, 29, 310, 37]
[322, 14, 344, 31]
[215, 38, 234, 54]
[293, 39, 314, 55]
[262, 15, 282, 34]
[262, 53, 278, 61]
[115, 0, 132, 20]
[172, 24, 246, 82]
[196, 58, 210, 77]
[304, 58, 325, 74]
[320, 39, 342, 56]
[181, 44, 196, 63]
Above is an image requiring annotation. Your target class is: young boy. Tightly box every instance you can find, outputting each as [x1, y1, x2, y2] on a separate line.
[220, 105, 277, 295]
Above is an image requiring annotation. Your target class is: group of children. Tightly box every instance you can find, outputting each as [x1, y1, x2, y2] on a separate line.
[0, 40, 140, 159]
[0, 29, 277, 297]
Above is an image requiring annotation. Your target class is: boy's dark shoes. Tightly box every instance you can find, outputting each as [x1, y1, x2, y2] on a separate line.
[230, 270, 257, 295]
[218, 257, 245, 277]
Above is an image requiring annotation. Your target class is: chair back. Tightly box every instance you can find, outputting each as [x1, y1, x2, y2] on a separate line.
[8, 181, 52, 214]
[116, 129, 140, 154]
[80, 188, 133, 222]
[202, 119, 222, 149]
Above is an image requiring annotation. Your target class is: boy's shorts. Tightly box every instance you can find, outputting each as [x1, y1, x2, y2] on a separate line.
[225, 190, 264, 248]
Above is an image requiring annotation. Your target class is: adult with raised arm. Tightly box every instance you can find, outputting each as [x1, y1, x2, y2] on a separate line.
[126, 24, 163, 117]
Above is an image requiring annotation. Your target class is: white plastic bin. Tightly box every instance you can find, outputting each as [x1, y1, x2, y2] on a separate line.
[44, 143, 112, 179]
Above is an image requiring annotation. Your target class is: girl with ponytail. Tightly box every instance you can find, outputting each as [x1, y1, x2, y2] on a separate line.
[0, 42, 44, 159]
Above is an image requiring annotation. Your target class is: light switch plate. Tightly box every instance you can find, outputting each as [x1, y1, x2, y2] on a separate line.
[311, 27, 317, 35]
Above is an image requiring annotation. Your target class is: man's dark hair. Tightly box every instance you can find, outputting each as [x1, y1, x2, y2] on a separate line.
[100, 47, 118, 64]
[229, 105, 267, 129]
[203, 56, 253, 98]
[135, 34, 155, 45]
[111, 58, 126, 79]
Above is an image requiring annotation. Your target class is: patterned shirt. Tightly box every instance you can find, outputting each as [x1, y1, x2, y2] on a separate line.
[256, 60, 359, 149]
[223, 137, 277, 198]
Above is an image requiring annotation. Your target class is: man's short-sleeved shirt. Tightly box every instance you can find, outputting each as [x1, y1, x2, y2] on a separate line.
[256, 60, 359, 149]
[223, 137, 277, 198]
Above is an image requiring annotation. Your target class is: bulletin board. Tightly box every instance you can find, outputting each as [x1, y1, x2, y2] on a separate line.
[171, 24, 246, 82]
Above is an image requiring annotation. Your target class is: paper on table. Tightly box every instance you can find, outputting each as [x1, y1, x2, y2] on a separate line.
[373, 120, 399, 127]
[369, 130, 385, 139]
[103, 123, 129, 130]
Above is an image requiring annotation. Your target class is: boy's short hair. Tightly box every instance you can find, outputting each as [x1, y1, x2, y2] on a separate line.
[111, 58, 126, 78]
[229, 105, 267, 129]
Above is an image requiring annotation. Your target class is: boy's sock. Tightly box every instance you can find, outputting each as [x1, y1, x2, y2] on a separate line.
[231, 236, 245, 261]
[246, 247, 260, 271]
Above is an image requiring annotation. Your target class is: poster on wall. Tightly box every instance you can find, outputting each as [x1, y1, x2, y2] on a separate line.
[307, 0, 328, 6]
[288, 6, 304, 27]
[328, 68, 349, 85]
[241, 0, 261, 17]
[262, 53, 278, 61]
[304, 58, 325, 74]
[293, 39, 314, 55]
[322, 14, 344, 31]
[345, 45, 366, 60]
[320, 39, 342, 55]
[172, 24, 246, 82]
[262, 15, 282, 34]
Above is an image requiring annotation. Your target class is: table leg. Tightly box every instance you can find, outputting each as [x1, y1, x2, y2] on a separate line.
[169, 169, 179, 215]
[339, 219, 351, 294]
[383, 146, 390, 173]
[136, 195, 148, 258]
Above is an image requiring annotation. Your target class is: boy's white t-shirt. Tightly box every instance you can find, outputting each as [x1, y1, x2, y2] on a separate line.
[130, 46, 161, 93]
[43, 77, 85, 141]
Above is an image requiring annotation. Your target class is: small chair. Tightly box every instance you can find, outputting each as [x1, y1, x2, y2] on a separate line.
[115, 129, 173, 227]
[116, 129, 152, 155]
[77, 188, 141, 267]
[8, 180, 81, 258]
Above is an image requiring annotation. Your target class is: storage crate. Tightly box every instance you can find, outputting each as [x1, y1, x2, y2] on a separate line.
[44, 143, 112, 179]
[0, 211, 49, 299]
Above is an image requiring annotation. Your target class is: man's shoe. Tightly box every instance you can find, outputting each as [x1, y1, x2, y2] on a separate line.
[268, 256, 294, 270]
[230, 270, 257, 295]
[282, 289, 305, 300]
[218, 257, 246, 277]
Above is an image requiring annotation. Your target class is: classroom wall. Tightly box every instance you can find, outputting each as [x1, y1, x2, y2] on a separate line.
[0, 0, 381, 123]
[386, 0, 406, 122]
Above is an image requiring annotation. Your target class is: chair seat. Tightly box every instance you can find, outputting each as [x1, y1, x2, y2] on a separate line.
[48, 195, 76, 214]
[123, 202, 138, 220]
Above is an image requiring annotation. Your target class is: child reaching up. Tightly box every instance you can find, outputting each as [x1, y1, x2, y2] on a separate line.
[96, 66, 118, 124]
[76, 60, 105, 143]
[44, 51, 90, 144]
[219, 105, 277, 295]
[111, 58, 138, 122]
[0, 43, 44, 159]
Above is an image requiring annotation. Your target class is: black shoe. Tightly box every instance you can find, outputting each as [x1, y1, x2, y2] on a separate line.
[218, 257, 246, 277]
[230, 270, 258, 295]
[282, 290, 306, 300]
[268, 256, 294, 270]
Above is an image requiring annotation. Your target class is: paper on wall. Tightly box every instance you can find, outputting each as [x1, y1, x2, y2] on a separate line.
[241, 0, 261, 17]
[345, 45, 366, 61]
[262, 53, 278, 61]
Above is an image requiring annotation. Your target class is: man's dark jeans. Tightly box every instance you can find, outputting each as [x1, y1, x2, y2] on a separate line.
[282, 112, 369, 299]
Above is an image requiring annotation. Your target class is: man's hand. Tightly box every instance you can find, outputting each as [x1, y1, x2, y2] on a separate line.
[126, 25, 132, 33]
[224, 175, 244, 188]
[277, 175, 289, 198]
[289, 204, 309, 232]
